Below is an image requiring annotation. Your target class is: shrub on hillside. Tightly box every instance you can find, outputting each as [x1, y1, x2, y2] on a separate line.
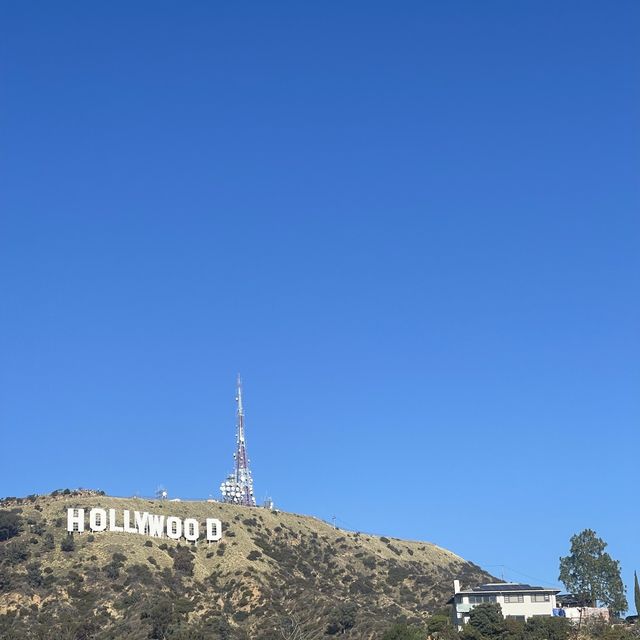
[1, 541, 29, 565]
[0, 509, 22, 541]
[26, 563, 43, 588]
[31, 520, 46, 536]
[387, 565, 411, 585]
[349, 577, 375, 595]
[0, 567, 11, 592]
[140, 596, 177, 639]
[125, 563, 152, 585]
[43, 533, 55, 550]
[65, 570, 84, 584]
[60, 535, 75, 552]
[172, 546, 194, 576]
[382, 623, 426, 640]
[326, 603, 357, 635]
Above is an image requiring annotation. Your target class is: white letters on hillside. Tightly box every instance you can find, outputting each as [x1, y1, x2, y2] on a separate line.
[67, 508, 84, 533]
[134, 510, 149, 534]
[206, 518, 222, 541]
[66, 508, 223, 543]
[109, 509, 123, 532]
[184, 518, 199, 542]
[89, 508, 107, 531]
[166, 517, 182, 540]
[149, 514, 165, 538]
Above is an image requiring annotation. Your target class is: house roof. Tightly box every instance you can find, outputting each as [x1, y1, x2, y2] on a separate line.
[455, 582, 560, 595]
[556, 593, 593, 607]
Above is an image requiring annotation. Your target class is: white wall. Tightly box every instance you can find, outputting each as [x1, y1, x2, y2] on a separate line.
[453, 593, 557, 630]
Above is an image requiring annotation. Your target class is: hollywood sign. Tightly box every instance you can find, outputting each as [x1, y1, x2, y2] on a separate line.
[67, 508, 222, 543]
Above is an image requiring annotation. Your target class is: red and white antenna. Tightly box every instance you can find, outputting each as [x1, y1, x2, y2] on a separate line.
[220, 375, 256, 506]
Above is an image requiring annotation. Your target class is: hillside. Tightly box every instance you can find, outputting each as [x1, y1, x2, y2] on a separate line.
[0, 491, 492, 639]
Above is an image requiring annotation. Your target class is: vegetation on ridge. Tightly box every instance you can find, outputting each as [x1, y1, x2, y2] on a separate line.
[0, 490, 490, 639]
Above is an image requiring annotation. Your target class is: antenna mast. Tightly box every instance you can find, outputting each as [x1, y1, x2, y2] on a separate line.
[220, 375, 256, 506]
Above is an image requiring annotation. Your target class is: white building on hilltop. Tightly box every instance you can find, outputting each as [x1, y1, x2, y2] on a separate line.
[449, 581, 560, 630]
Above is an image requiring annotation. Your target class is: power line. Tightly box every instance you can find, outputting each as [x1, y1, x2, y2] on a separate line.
[481, 564, 562, 589]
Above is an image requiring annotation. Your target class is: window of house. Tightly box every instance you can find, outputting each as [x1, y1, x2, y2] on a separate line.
[506, 616, 526, 621]
[531, 594, 550, 602]
[469, 595, 497, 604]
[504, 594, 524, 603]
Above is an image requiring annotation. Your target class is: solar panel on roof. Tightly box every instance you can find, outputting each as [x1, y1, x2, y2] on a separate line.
[473, 583, 542, 592]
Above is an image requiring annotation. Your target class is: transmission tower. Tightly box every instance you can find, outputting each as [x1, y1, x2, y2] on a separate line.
[219, 375, 257, 506]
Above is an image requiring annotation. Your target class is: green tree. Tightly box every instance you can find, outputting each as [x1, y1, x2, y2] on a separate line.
[523, 616, 570, 640]
[467, 603, 505, 638]
[427, 613, 458, 640]
[459, 624, 483, 640]
[634, 571, 640, 616]
[558, 529, 627, 616]
[503, 617, 525, 640]
[426, 615, 451, 634]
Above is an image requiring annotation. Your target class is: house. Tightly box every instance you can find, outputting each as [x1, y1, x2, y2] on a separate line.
[555, 594, 609, 623]
[449, 581, 560, 630]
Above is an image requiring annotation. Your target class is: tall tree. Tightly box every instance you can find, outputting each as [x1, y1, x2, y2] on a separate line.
[634, 571, 640, 617]
[467, 603, 506, 638]
[558, 529, 627, 616]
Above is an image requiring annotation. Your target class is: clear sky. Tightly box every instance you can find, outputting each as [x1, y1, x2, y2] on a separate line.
[1, 0, 638, 612]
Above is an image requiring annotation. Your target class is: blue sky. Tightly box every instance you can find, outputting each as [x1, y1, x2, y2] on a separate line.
[1, 0, 638, 611]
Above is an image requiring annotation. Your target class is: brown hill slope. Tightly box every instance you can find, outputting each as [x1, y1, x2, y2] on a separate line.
[0, 491, 492, 639]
